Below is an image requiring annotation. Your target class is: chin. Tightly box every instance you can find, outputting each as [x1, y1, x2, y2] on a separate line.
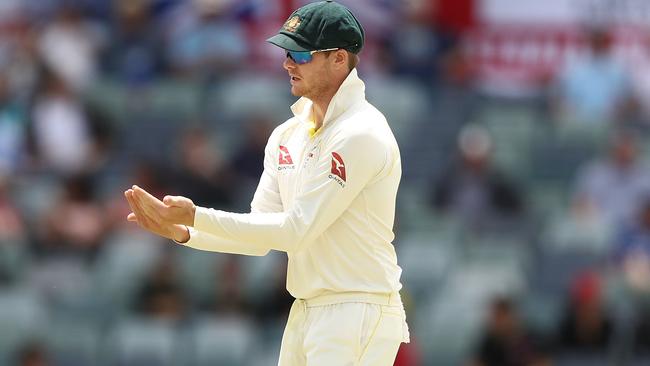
[290, 86, 305, 97]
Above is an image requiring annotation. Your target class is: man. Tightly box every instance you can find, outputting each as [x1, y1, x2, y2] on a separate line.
[124, 1, 409, 364]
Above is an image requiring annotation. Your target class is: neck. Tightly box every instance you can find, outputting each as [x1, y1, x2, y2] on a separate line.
[310, 95, 333, 130]
[310, 73, 348, 129]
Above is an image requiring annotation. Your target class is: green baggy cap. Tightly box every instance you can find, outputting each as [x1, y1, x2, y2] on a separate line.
[266, 0, 365, 54]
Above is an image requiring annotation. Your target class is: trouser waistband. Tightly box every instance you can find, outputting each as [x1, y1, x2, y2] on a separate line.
[298, 291, 403, 308]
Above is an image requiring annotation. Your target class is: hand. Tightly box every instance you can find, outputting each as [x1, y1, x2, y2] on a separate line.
[124, 188, 190, 243]
[131, 185, 196, 227]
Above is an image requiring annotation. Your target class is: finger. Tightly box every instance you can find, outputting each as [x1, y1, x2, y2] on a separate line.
[131, 188, 173, 239]
[133, 189, 168, 223]
[125, 192, 142, 223]
[133, 185, 162, 204]
[163, 195, 190, 208]
[133, 187, 167, 216]
[126, 190, 154, 228]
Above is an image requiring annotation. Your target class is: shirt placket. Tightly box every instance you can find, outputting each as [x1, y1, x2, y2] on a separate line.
[294, 132, 317, 195]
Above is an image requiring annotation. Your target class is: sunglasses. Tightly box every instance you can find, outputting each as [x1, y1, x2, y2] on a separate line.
[286, 48, 339, 65]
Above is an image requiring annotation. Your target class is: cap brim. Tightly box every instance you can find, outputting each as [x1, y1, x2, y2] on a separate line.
[266, 33, 311, 52]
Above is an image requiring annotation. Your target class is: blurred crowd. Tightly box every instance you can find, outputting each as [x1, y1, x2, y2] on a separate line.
[1, 0, 650, 365]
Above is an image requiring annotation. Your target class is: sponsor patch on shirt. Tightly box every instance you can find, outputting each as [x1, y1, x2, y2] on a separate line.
[328, 152, 346, 187]
[278, 145, 295, 170]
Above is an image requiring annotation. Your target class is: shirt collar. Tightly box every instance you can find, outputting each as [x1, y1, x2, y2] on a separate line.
[290, 68, 366, 128]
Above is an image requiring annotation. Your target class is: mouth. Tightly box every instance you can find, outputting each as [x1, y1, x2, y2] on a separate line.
[290, 75, 301, 84]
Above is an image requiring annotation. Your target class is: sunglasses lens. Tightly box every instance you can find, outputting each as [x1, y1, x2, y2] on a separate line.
[287, 51, 312, 64]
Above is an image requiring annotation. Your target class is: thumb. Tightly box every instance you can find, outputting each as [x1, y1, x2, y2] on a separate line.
[163, 195, 191, 207]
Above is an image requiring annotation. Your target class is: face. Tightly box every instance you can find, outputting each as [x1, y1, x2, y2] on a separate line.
[283, 51, 338, 100]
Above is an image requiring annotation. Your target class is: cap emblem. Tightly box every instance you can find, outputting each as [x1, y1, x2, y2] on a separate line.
[283, 16, 302, 33]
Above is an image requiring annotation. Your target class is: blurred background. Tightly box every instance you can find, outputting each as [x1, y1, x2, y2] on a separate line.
[2, 0, 650, 365]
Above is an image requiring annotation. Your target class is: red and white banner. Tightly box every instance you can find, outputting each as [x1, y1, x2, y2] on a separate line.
[466, 0, 650, 96]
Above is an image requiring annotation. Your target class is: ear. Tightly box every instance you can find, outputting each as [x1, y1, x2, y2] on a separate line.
[332, 49, 348, 71]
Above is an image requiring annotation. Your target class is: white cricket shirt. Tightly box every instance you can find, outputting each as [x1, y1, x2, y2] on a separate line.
[184, 69, 404, 300]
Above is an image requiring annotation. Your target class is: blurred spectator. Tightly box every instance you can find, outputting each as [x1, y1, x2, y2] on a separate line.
[105, 160, 170, 231]
[29, 69, 108, 174]
[556, 272, 614, 353]
[628, 29, 650, 125]
[135, 250, 187, 322]
[384, 0, 458, 86]
[0, 0, 24, 27]
[253, 258, 292, 323]
[0, 1, 39, 102]
[0, 177, 25, 242]
[553, 27, 632, 124]
[40, 174, 108, 260]
[542, 196, 612, 254]
[205, 256, 250, 316]
[9, 29, 40, 103]
[38, 3, 105, 92]
[469, 298, 550, 366]
[231, 117, 272, 183]
[169, 127, 234, 209]
[0, 68, 26, 175]
[572, 131, 650, 230]
[166, 0, 248, 78]
[430, 125, 525, 234]
[130, 159, 171, 199]
[612, 198, 650, 293]
[102, 0, 164, 85]
[13, 341, 51, 366]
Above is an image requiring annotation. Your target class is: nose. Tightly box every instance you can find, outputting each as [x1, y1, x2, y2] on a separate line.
[283, 54, 296, 71]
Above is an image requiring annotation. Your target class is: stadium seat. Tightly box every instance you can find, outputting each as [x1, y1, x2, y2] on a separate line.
[480, 101, 541, 181]
[176, 245, 225, 305]
[105, 317, 181, 366]
[203, 75, 293, 152]
[396, 231, 457, 297]
[93, 231, 164, 315]
[365, 77, 432, 145]
[555, 352, 610, 366]
[240, 251, 286, 304]
[0, 289, 48, 364]
[0, 239, 30, 283]
[27, 257, 96, 317]
[186, 315, 256, 366]
[46, 317, 101, 366]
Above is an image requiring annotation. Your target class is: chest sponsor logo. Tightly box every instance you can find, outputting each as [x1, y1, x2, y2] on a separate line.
[278, 145, 295, 170]
[328, 151, 346, 187]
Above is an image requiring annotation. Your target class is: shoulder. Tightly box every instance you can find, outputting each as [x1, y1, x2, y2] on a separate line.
[325, 120, 393, 171]
[337, 102, 394, 144]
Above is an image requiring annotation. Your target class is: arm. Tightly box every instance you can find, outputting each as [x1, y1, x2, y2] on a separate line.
[181, 135, 284, 255]
[128, 131, 391, 255]
[191, 132, 389, 254]
[127, 131, 284, 256]
[181, 227, 269, 256]
[126, 189, 272, 256]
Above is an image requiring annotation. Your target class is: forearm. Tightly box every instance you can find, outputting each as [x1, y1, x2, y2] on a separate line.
[182, 226, 270, 256]
[193, 207, 295, 253]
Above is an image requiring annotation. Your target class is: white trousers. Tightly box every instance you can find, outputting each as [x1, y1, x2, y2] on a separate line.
[277, 292, 409, 366]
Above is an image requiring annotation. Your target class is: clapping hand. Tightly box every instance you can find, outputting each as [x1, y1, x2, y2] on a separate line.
[124, 185, 196, 243]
